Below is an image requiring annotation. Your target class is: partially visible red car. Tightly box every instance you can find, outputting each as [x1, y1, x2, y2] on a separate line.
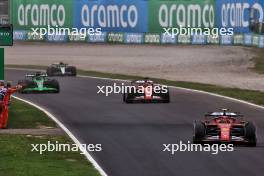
[193, 109, 257, 146]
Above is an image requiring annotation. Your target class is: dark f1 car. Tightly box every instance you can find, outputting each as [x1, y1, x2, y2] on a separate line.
[18, 72, 60, 93]
[123, 78, 170, 103]
[193, 109, 257, 146]
[46, 62, 77, 76]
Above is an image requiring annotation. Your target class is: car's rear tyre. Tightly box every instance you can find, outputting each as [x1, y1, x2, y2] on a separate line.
[193, 121, 206, 143]
[46, 67, 54, 76]
[18, 80, 35, 94]
[162, 90, 170, 103]
[123, 93, 127, 102]
[154, 86, 170, 103]
[245, 122, 257, 147]
[123, 93, 134, 103]
[66, 66, 77, 76]
[44, 80, 60, 93]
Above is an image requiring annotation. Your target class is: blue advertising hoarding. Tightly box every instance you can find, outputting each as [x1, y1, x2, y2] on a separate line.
[9, 0, 264, 49]
[244, 33, 253, 45]
[124, 33, 144, 44]
[88, 32, 107, 42]
[192, 35, 207, 45]
[46, 34, 68, 42]
[73, 0, 148, 32]
[220, 35, 233, 45]
[13, 30, 27, 41]
[161, 34, 177, 44]
[216, 0, 264, 33]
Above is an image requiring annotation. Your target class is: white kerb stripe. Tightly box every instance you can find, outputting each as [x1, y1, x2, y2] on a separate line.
[12, 95, 108, 176]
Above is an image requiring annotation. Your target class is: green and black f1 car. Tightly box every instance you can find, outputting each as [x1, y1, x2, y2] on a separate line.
[47, 62, 77, 76]
[18, 72, 60, 93]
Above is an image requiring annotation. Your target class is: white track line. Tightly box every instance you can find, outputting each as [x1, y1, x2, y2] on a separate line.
[12, 95, 108, 176]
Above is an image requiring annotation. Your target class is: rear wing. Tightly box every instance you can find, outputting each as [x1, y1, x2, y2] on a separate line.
[205, 112, 243, 118]
[132, 79, 154, 84]
[52, 63, 68, 67]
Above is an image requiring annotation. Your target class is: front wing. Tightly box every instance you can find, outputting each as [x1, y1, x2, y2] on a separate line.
[193, 135, 252, 145]
[125, 93, 169, 103]
[20, 87, 59, 93]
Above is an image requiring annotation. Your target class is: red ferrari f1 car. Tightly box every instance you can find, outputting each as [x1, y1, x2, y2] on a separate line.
[193, 109, 257, 146]
[123, 78, 170, 103]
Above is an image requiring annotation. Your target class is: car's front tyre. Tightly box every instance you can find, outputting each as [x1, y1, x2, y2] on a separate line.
[245, 122, 257, 147]
[193, 121, 206, 143]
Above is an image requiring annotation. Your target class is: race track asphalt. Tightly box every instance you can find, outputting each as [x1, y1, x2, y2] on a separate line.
[6, 69, 264, 176]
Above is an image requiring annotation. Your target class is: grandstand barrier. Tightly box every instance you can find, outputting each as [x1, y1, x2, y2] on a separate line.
[10, 0, 264, 48]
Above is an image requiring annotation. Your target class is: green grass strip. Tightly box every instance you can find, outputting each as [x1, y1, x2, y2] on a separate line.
[8, 98, 56, 129]
[0, 135, 100, 176]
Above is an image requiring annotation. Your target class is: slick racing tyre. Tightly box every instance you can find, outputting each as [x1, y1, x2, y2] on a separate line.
[123, 93, 127, 102]
[154, 86, 170, 103]
[66, 66, 77, 76]
[44, 80, 60, 93]
[123, 93, 134, 103]
[46, 67, 56, 76]
[245, 122, 257, 147]
[18, 80, 36, 93]
[161, 88, 170, 103]
[193, 121, 206, 143]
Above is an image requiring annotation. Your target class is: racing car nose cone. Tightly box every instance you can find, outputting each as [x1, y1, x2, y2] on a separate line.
[60, 67, 66, 74]
[220, 127, 231, 141]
